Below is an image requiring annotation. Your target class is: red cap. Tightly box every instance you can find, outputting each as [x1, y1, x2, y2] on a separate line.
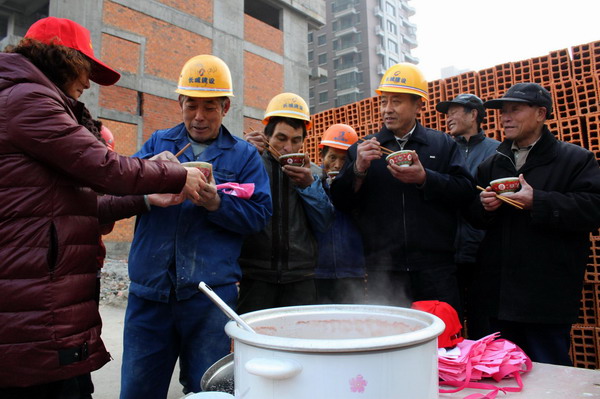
[411, 300, 464, 348]
[25, 17, 120, 86]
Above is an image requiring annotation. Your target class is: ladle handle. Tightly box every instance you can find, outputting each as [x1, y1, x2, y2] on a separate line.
[198, 281, 256, 333]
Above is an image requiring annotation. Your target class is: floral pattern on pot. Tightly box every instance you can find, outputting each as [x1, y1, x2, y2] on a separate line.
[349, 374, 368, 393]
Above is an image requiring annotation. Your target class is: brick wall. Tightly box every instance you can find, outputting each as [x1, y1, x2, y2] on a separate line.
[243, 51, 284, 110]
[103, 1, 211, 81]
[141, 93, 182, 141]
[244, 13, 283, 55]
[154, 0, 213, 23]
[99, 85, 138, 115]
[243, 116, 263, 134]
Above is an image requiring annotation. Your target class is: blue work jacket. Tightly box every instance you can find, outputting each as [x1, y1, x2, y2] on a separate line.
[128, 123, 272, 302]
[315, 179, 365, 279]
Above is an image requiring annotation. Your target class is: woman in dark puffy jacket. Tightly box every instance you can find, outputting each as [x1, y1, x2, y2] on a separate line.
[0, 17, 203, 398]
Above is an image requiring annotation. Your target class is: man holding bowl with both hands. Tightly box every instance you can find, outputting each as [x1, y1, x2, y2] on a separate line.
[121, 55, 272, 398]
[240, 93, 334, 314]
[330, 63, 475, 314]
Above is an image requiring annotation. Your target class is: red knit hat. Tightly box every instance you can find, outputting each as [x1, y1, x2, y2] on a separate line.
[25, 17, 120, 86]
[411, 300, 464, 348]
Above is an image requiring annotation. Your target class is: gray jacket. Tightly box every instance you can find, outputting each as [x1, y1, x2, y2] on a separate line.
[454, 130, 500, 264]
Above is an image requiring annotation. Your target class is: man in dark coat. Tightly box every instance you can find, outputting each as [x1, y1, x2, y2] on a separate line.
[331, 63, 475, 312]
[471, 83, 600, 365]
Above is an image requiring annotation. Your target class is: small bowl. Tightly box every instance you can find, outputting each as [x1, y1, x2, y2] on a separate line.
[490, 177, 520, 194]
[327, 170, 340, 180]
[279, 153, 305, 167]
[385, 150, 414, 167]
[182, 161, 213, 180]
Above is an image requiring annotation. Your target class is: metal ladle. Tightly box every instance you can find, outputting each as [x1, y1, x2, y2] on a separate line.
[198, 281, 256, 333]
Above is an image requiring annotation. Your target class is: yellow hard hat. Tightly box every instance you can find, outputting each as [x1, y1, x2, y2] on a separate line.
[376, 62, 428, 100]
[175, 55, 234, 97]
[263, 92, 311, 128]
[319, 124, 358, 150]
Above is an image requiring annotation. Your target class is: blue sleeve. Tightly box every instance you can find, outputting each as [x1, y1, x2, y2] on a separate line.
[207, 147, 273, 235]
[296, 175, 334, 233]
[134, 133, 159, 158]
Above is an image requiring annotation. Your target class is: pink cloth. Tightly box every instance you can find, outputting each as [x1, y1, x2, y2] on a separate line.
[438, 333, 532, 399]
[215, 183, 255, 199]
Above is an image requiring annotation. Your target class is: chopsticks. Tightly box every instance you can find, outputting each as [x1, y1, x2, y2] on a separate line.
[175, 142, 191, 157]
[357, 138, 395, 155]
[243, 130, 282, 160]
[264, 140, 282, 160]
[477, 185, 525, 210]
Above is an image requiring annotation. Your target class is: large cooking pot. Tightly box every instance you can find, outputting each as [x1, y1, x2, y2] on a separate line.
[223, 304, 444, 398]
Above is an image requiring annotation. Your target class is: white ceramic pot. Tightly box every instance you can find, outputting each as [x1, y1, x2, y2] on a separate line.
[225, 304, 444, 399]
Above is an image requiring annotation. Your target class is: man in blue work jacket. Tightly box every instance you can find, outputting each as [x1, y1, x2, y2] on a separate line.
[120, 55, 272, 399]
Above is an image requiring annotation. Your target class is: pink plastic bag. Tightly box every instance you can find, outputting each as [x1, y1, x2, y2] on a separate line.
[215, 183, 255, 199]
[439, 333, 532, 399]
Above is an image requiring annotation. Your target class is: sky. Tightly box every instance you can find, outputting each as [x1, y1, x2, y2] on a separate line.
[411, 0, 600, 81]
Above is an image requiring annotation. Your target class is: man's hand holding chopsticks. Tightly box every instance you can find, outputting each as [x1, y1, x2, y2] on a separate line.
[355, 138, 382, 176]
[244, 130, 266, 155]
[480, 187, 503, 212]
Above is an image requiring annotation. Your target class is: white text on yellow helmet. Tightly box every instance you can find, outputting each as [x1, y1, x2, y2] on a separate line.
[263, 92, 311, 128]
[175, 54, 234, 97]
[376, 62, 428, 100]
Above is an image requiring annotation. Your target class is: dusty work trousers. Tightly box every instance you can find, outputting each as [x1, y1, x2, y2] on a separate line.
[120, 285, 236, 399]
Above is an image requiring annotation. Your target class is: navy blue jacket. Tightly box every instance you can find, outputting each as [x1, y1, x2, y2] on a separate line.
[315, 180, 365, 279]
[331, 122, 476, 271]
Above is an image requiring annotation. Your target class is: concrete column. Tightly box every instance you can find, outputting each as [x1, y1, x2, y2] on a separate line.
[282, 7, 310, 100]
[213, 0, 244, 137]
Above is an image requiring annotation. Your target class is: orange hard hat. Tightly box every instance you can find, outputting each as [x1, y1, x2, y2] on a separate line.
[319, 124, 358, 150]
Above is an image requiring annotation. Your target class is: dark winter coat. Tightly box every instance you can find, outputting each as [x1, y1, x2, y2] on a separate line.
[470, 127, 600, 323]
[331, 122, 476, 271]
[0, 53, 185, 387]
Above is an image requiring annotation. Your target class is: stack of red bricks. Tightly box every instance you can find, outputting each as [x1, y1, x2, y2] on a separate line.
[307, 40, 600, 369]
